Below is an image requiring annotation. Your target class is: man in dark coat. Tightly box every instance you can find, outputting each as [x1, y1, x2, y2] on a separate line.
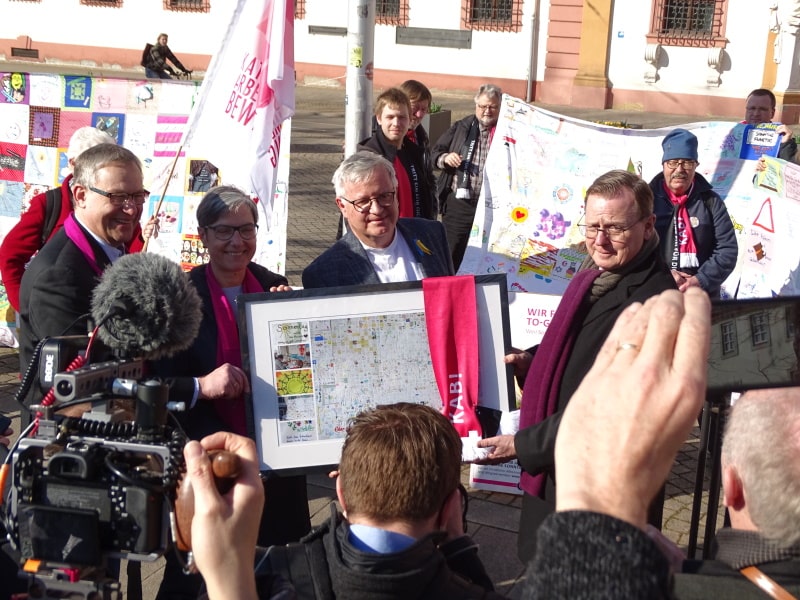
[673, 387, 800, 598]
[18, 144, 146, 416]
[303, 152, 452, 288]
[475, 170, 677, 562]
[649, 128, 738, 298]
[431, 83, 501, 270]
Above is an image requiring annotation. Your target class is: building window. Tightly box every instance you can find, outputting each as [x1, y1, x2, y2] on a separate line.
[80, 0, 121, 6]
[295, 0, 306, 19]
[648, 0, 727, 48]
[164, 0, 210, 12]
[750, 312, 771, 347]
[376, 0, 408, 26]
[462, 0, 522, 33]
[720, 321, 738, 357]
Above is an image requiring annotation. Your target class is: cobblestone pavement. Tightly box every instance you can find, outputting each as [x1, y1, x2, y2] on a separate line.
[0, 82, 727, 597]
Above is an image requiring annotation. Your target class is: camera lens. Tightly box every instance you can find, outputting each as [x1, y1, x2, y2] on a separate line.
[55, 380, 73, 396]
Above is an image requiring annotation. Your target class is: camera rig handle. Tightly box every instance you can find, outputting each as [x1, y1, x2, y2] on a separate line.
[173, 449, 241, 552]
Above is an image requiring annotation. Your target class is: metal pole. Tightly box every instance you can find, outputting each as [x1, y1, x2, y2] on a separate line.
[344, 0, 375, 158]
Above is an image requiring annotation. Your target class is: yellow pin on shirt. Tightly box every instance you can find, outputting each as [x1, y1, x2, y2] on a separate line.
[415, 239, 432, 255]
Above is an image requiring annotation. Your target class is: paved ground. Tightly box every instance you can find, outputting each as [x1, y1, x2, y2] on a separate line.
[0, 81, 728, 598]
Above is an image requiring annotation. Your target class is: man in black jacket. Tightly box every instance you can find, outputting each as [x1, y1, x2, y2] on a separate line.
[191, 403, 502, 599]
[358, 88, 436, 220]
[431, 83, 502, 270]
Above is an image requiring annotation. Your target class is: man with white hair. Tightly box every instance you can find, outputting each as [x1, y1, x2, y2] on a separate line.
[0, 127, 146, 311]
[674, 388, 800, 597]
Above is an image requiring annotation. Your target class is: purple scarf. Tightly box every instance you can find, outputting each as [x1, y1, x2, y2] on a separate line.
[518, 268, 601, 497]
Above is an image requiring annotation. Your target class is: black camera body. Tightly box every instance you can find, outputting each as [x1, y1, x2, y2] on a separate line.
[3, 357, 187, 599]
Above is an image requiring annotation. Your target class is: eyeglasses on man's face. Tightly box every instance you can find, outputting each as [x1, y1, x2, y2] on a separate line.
[663, 159, 698, 169]
[204, 223, 259, 241]
[579, 218, 645, 242]
[340, 191, 396, 213]
[88, 186, 149, 207]
[477, 104, 499, 113]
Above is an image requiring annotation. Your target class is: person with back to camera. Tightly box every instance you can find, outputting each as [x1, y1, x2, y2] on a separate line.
[151, 185, 311, 599]
[358, 88, 436, 220]
[649, 128, 738, 298]
[188, 402, 502, 599]
[0, 127, 151, 313]
[143, 33, 191, 80]
[474, 170, 676, 563]
[431, 84, 502, 270]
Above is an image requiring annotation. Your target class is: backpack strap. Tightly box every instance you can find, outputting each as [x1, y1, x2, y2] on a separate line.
[41, 186, 63, 246]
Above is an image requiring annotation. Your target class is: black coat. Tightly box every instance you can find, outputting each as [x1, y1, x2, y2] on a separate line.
[431, 114, 478, 208]
[19, 225, 114, 402]
[514, 253, 676, 561]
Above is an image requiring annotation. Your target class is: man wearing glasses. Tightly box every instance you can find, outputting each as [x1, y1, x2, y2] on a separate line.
[476, 170, 676, 562]
[648, 128, 738, 298]
[302, 151, 452, 288]
[432, 83, 502, 271]
[18, 144, 147, 409]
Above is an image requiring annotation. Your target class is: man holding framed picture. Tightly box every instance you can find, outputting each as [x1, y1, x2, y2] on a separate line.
[302, 152, 453, 288]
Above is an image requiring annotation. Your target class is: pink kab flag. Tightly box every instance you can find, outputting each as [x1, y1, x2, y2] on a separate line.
[181, 0, 294, 225]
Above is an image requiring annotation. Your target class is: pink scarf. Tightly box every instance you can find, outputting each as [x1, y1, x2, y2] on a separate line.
[63, 214, 104, 276]
[663, 180, 699, 270]
[206, 265, 264, 435]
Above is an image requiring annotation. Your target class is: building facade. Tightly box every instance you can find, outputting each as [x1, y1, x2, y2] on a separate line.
[3, 0, 800, 122]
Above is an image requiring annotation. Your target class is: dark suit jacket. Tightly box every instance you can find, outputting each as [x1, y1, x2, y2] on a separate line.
[301, 218, 454, 288]
[19, 225, 114, 393]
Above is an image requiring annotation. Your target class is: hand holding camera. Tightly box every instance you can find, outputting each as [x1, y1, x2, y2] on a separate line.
[178, 432, 264, 600]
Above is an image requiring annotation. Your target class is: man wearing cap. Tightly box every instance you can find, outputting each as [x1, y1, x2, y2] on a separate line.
[649, 128, 737, 298]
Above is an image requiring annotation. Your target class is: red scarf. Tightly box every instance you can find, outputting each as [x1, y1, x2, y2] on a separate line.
[663, 180, 699, 270]
[422, 276, 481, 437]
[206, 265, 264, 435]
[394, 156, 414, 218]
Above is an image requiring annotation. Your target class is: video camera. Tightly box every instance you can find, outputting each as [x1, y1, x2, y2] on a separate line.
[2, 346, 189, 599]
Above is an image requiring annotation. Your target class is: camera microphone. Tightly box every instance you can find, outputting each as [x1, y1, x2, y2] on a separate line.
[90, 252, 203, 360]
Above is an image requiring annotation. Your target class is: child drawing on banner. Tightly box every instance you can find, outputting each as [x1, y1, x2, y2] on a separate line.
[1, 73, 25, 103]
[157, 201, 180, 233]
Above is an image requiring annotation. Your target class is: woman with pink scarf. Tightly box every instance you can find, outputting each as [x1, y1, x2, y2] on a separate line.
[153, 186, 310, 599]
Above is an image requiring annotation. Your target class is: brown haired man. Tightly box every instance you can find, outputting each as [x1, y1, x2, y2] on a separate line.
[359, 88, 436, 220]
[209, 402, 502, 599]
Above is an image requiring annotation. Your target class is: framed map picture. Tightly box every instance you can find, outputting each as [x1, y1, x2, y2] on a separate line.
[239, 274, 513, 473]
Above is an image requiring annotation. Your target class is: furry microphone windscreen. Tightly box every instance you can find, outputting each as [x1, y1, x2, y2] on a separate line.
[91, 253, 202, 359]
